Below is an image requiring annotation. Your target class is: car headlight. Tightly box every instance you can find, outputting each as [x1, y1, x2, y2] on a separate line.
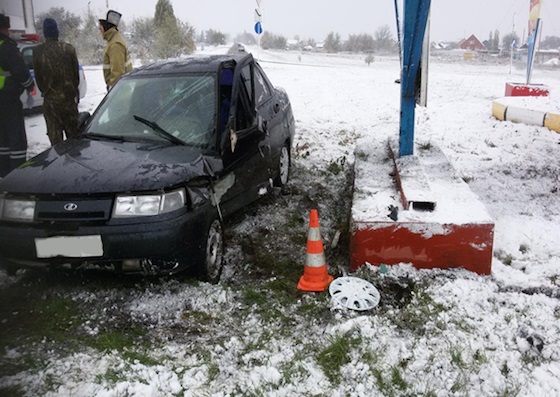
[0, 198, 36, 221]
[113, 188, 186, 218]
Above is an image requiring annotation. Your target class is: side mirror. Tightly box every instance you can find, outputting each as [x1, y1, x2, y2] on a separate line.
[77, 111, 91, 132]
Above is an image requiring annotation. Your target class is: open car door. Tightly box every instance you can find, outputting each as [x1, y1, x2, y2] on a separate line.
[216, 55, 272, 217]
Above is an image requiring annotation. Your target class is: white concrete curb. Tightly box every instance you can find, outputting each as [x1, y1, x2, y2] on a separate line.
[492, 99, 560, 134]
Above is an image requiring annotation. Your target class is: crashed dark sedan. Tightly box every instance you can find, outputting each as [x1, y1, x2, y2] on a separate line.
[0, 54, 296, 282]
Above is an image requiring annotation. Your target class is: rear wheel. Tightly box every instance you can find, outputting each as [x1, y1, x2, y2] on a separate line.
[273, 144, 290, 187]
[199, 218, 224, 284]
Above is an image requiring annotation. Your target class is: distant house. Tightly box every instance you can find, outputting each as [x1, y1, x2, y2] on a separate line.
[286, 39, 299, 51]
[432, 41, 453, 50]
[460, 35, 485, 51]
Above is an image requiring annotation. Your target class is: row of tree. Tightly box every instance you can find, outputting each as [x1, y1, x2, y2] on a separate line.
[32, 0, 560, 66]
[324, 25, 396, 53]
[487, 30, 560, 52]
[34, 0, 399, 65]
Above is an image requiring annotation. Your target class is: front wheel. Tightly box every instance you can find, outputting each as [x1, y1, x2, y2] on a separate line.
[273, 144, 290, 187]
[198, 218, 224, 284]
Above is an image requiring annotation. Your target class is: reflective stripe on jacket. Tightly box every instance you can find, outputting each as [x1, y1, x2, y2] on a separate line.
[0, 35, 34, 96]
[0, 39, 6, 90]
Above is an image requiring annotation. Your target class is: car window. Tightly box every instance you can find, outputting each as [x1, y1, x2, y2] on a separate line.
[21, 47, 34, 70]
[86, 74, 217, 148]
[254, 66, 273, 107]
[240, 65, 253, 104]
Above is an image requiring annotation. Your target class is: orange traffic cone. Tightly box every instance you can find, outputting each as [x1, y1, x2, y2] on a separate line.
[297, 209, 334, 292]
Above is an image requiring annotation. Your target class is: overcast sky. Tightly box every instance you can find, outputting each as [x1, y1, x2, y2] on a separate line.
[29, 0, 560, 43]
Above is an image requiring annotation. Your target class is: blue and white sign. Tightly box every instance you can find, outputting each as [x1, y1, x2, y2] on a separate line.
[254, 21, 263, 35]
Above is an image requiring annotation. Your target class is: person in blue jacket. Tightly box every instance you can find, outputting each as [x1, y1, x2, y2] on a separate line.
[0, 14, 35, 177]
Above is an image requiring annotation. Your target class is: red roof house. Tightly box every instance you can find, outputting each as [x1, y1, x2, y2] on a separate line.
[460, 35, 485, 51]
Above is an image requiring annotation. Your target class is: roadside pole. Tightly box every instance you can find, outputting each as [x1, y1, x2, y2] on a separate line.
[255, 0, 263, 61]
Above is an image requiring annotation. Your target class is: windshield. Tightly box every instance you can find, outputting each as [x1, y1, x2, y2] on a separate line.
[85, 74, 216, 148]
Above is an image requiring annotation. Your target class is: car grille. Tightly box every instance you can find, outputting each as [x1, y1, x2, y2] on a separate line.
[35, 198, 113, 221]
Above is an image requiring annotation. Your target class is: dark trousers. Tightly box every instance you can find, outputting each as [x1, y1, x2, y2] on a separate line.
[0, 95, 28, 177]
[43, 96, 79, 145]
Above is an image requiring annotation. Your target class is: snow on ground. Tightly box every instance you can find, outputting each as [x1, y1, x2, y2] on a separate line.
[1, 45, 560, 396]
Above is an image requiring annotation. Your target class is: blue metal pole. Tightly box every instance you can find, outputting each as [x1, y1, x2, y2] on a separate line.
[399, 0, 431, 157]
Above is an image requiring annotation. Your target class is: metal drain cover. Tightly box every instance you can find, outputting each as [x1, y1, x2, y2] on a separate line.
[329, 277, 380, 311]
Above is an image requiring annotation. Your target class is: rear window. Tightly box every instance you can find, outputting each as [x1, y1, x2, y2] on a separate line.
[21, 46, 34, 70]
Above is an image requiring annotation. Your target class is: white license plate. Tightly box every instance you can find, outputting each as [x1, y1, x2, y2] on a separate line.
[35, 235, 103, 258]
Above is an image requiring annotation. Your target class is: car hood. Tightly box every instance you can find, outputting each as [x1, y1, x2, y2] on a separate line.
[0, 137, 223, 195]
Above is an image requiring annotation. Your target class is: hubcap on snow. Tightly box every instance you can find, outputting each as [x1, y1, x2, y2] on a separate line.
[329, 277, 380, 311]
[278, 146, 290, 185]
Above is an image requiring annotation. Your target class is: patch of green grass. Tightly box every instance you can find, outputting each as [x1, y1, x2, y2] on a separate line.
[370, 364, 410, 397]
[450, 345, 466, 369]
[88, 325, 154, 365]
[0, 293, 84, 353]
[372, 368, 389, 395]
[325, 156, 347, 176]
[473, 349, 488, 365]
[387, 287, 448, 336]
[418, 142, 433, 151]
[122, 350, 161, 366]
[391, 365, 409, 390]
[450, 375, 467, 393]
[284, 211, 304, 228]
[316, 333, 361, 384]
[278, 351, 308, 385]
[521, 352, 544, 366]
[240, 235, 302, 282]
[519, 244, 530, 254]
[242, 288, 268, 306]
[294, 142, 311, 159]
[497, 384, 521, 397]
[195, 350, 220, 384]
[96, 368, 129, 385]
[182, 310, 215, 325]
[494, 249, 514, 266]
[355, 151, 368, 161]
[206, 362, 220, 383]
[0, 385, 24, 397]
[501, 361, 510, 377]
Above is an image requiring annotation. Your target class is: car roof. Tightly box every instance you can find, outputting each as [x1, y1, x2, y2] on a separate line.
[126, 54, 254, 78]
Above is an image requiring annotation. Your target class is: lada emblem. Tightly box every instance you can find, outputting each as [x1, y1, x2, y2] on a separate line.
[64, 203, 78, 211]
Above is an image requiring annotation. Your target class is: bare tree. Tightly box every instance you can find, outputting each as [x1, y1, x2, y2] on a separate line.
[374, 25, 394, 53]
[324, 32, 341, 53]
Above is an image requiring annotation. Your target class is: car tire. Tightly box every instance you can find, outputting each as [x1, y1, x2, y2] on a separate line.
[273, 143, 290, 187]
[198, 218, 224, 284]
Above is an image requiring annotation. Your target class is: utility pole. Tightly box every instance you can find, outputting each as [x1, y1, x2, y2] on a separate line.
[509, 13, 516, 75]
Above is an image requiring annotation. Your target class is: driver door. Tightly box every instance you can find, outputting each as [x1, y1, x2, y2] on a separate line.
[217, 56, 271, 217]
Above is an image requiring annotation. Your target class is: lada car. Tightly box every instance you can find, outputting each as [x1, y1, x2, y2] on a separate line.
[0, 54, 296, 282]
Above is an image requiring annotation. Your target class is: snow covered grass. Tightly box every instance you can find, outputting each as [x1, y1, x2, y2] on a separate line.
[1, 47, 560, 396]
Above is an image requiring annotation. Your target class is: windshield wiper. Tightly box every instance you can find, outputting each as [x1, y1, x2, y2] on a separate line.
[133, 115, 186, 146]
[85, 132, 127, 142]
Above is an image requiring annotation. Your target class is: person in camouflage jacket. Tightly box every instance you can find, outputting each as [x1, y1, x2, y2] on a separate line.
[33, 18, 80, 145]
[0, 14, 35, 177]
[99, 10, 132, 90]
